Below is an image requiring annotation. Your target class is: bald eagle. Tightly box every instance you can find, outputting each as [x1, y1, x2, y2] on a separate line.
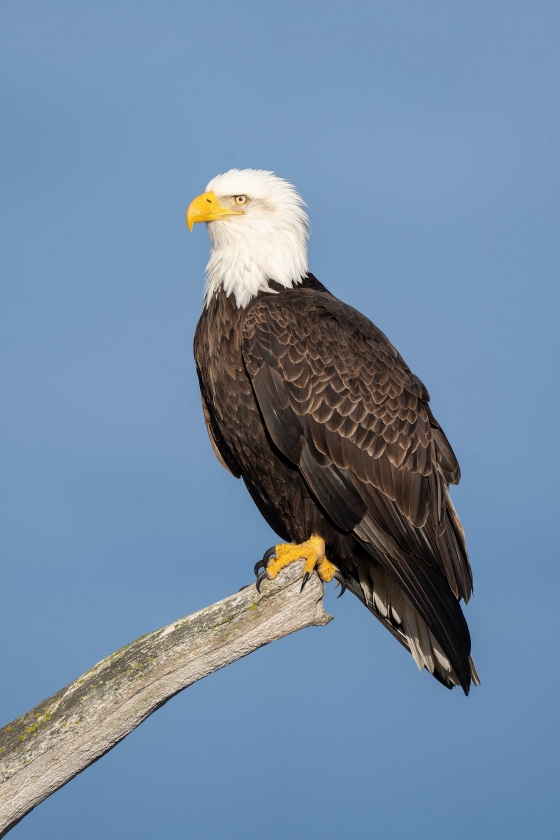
[188, 169, 479, 693]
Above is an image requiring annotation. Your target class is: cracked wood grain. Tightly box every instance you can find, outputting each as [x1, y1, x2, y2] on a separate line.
[0, 561, 332, 837]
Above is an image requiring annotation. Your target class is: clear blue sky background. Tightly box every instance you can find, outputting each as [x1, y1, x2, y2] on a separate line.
[1, 1, 559, 837]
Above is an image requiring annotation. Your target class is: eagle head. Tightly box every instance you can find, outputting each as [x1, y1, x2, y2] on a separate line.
[187, 169, 309, 308]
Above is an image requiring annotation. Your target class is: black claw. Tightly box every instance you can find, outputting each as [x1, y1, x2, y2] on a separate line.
[255, 546, 276, 578]
[300, 572, 311, 593]
[256, 570, 269, 593]
[334, 571, 347, 598]
[254, 559, 266, 577]
[255, 546, 276, 579]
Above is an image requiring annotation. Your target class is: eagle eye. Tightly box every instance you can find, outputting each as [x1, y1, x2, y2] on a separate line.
[233, 195, 248, 206]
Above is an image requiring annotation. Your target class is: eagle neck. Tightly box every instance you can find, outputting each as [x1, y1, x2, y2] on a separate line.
[204, 217, 308, 309]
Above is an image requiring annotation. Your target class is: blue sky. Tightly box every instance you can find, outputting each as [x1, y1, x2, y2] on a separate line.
[1, 1, 559, 837]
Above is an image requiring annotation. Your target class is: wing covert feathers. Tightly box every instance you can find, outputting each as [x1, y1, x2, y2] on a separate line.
[242, 285, 476, 693]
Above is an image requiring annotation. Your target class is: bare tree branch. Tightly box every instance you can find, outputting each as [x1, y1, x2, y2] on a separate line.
[0, 561, 331, 837]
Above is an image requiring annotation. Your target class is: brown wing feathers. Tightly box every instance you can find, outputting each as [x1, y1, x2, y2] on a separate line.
[243, 286, 475, 691]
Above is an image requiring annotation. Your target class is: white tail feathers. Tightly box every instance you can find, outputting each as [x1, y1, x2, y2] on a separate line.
[356, 560, 479, 689]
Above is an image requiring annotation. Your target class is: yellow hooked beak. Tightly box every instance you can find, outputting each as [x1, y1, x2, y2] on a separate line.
[186, 191, 244, 231]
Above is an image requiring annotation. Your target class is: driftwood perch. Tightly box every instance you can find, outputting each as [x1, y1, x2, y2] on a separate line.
[0, 561, 331, 837]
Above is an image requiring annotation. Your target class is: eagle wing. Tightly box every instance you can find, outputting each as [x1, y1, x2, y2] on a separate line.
[242, 286, 475, 691]
[195, 362, 242, 478]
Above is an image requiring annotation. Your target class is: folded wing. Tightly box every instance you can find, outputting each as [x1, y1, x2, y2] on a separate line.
[243, 286, 477, 692]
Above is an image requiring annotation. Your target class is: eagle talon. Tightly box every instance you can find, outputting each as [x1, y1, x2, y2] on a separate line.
[300, 571, 311, 592]
[255, 570, 269, 593]
[255, 536, 334, 594]
[254, 547, 276, 579]
[334, 571, 347, 598]
[254, 558, 267, 577]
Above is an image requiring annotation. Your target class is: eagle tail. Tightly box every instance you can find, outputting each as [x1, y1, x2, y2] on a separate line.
[344, 560, 480, 693]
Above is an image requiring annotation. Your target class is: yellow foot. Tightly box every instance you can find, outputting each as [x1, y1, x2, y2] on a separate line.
[256, 534, 337, 592]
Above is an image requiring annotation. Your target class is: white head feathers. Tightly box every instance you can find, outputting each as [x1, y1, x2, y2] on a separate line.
[202, 169, 309, 308]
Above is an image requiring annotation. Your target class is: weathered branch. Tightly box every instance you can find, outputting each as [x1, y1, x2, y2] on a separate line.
[0, 561, 331, 837]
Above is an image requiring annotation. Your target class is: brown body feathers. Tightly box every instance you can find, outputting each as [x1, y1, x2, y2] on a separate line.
[194, 274, 477, 693]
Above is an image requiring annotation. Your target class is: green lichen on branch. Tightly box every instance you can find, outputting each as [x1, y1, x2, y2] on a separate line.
[0, 561, 331, 838]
